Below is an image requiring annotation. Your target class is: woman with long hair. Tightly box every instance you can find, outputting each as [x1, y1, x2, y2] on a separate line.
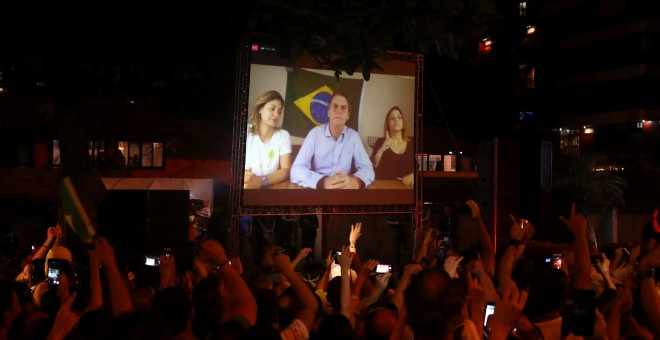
[370, 106, 414, 186]
[244, 90, 292, 189]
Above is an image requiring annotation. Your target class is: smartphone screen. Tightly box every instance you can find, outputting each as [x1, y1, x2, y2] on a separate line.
[484, 302, 495, 327]
[436, 245, 447, 261]
[375, 263, 392, 273]
[47, 267, 60, 287]
[552, 254, 563, 269]
[47, 259, 62, 287]
[144, 255, 160, 267]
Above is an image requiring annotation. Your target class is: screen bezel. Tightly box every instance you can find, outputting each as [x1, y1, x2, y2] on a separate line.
[231, 37, 423, 215]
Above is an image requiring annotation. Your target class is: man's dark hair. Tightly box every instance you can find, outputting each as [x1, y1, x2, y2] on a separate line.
[326, 276, 342, 311]
[523, 265, 570, 320]
[313, 313, 355, 340]
[192, 274, 225, 338]
[151, 286, 192, 335]
[404, 267, 466, 339]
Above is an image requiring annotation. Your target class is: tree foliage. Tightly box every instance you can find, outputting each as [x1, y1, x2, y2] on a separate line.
[246, 0, 498, 79]
[552, 153, 628, 214]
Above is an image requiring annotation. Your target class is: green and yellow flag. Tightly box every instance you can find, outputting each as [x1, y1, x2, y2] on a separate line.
[282, 68, 364, 138]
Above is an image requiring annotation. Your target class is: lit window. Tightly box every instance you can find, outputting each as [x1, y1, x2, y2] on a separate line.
[52, 140, 106, 167]
[519, 1, 527, 16]
[559, 129, 580, 155]
[88, 141, 106, 167]
[519, 111, 534, 120]
[479, 37, 493, 53]
[526, 67, 535, 89]
[52, 140, 61, 166]
[526, 25, 536, 35]
[637, 121, 643, 128]
[119, 141, 164, 168]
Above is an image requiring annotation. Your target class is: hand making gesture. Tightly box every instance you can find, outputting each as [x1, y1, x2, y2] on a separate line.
[349, 222, 362, 253]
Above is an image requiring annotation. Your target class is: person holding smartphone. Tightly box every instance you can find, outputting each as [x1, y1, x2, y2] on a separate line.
[33, 244, 74, 307]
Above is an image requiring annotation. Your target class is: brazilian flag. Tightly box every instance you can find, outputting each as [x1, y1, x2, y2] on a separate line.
[283, 68, 364, 138]
[59, 177, 96, 247]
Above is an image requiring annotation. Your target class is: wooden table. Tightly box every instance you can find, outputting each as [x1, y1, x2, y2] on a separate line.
[266, 180, 412, 190]
[244, 180, 414, 206]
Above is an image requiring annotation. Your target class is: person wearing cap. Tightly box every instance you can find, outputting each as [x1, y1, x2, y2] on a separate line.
[33, 243, 73, 307]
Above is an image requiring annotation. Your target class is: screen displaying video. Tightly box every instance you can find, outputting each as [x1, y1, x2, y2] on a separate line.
[240, 41, 421, 207]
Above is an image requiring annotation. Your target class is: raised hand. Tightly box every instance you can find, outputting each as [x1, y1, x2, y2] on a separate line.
[402, 262, 422, 278]
[629, 244, 641, 265]
[325, 250, 334, 268]
[379, 130, 393, 153]
[466, 199, 480, 218]
[559, 202, 588, 236]
[374, 272, 392, 291]
[272, 248, 292, 271]
[349, 222, 363, 245]
[159, 253, 176, 289]
[48, 285, 79, 340]
[91, 237, 118, 268]
[508, 215, 526, 240]
[443, 255, 463, 279]
[465, 270, 486, 307]
[490, 285, 528, 336]
[337, 245, 354, 269]
[361, 259, 378, 276]
[295, 248, 313, 263]
[596, 253, 611, 277]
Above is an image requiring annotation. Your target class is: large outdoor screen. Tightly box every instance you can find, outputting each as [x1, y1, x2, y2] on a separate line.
[240, 41, 422, 207]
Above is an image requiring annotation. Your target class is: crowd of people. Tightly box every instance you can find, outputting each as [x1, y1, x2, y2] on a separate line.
[0, 200, 659, 339]
[244, 90, 414, 190]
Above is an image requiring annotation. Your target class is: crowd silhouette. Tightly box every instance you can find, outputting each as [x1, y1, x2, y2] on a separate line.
[0, 200, 659, 340]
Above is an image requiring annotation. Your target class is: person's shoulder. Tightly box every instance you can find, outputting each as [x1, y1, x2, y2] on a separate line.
[344, 126, 359, 134]
[275, 128, 291, 138]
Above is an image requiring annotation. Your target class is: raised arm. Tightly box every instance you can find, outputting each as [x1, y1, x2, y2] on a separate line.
[348, 222, 362, 254]
[467, 199, 495, 276]
[636, 245, 660, 337]
[92, 237, 133, 316]
[291, 247, 312, 269]
[337, 245, 354, 320]
[352, 259, 377, 297]
[199, 239, 257, 326]
[273, 249, 319, 333]
[316, 251, 334, 294]
[497, 215, 527, 290]
[559, 203, 591, 290]
[34, 225, 61, 260]
[86, 250, 103, 311]
[158, 253, 176, 291]
[415, 227, 434, 265]
[391, 263, 421, 313]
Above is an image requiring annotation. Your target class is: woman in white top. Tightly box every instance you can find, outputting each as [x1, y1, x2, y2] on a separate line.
[244, 90, 292, 189]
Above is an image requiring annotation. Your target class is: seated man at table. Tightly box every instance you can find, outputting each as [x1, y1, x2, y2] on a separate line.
[290, 91, 374, 189]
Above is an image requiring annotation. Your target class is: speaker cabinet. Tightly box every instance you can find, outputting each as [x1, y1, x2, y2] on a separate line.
[97, 190, 193, 271]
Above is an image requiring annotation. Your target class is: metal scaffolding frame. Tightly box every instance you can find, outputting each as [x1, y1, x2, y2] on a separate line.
[228, 41, 425, 255]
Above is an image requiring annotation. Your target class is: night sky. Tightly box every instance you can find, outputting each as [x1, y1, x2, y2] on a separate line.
[2, 1, 513, 143]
